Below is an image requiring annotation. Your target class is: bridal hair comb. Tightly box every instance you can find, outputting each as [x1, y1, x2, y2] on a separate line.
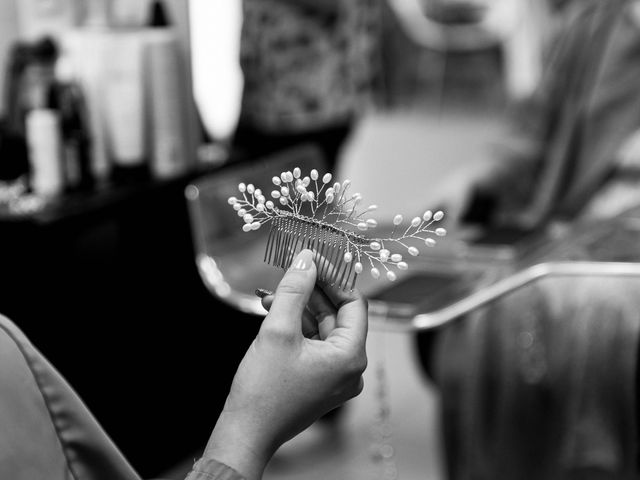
[227, 168, 447, 290]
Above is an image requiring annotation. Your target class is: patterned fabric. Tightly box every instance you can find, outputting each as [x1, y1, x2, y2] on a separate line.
[239, 0, 381, 133]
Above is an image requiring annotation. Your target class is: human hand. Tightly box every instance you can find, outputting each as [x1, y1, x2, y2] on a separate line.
[203, 249, 368, 480]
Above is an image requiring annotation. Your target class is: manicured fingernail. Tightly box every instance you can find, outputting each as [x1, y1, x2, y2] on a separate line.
[255, 288, 273, 298]
[290, 249, 313, 271]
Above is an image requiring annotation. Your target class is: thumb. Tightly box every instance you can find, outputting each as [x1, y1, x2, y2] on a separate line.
[263, 249, 317, 335]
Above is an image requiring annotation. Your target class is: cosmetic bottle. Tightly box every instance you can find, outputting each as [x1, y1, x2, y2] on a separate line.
[25, 108, 64, 197]
[102, 31, 149, 182]
[50, 81, 94, 192]
[144, 0, 189, 179]
[52, 52, 94, 192]
[0, 121, 29, 182]
[60, 3, 113, 185]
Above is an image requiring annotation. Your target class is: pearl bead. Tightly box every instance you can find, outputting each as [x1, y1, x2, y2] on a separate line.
[285, 171, 294, 182]
[357, 222, 368, 231]
[370, 241, 381, 251]
[256, 204, 265, 212]
[436, 228, 447, 237]
[279, 197, 288, 205]
[379, 249, 390, 262]
[257, 195, 266, 203]
[326, 194, 334, 204]
[301, 193, 309, 202]
[251, 222, 261, 230]
[237, 209, 246, 217]
[311, 169, 319, 180]
[255, 189, 262, 196]
[393, 214, 403, 225]
[238, 183, 246, 192]
[344, 252, 353, 263]
[391, 254, 402, 262]
[423, 210, 433, 221]
[281, 186, 289, 196]
[371, 268, 380, 279]
[408, 246, 419, 256]
[242, 224, 252, 232]
[326, 187, 334, 196]
[333, 182, 341, 194]
[323, 173, 332, 184]
[366, 219, 378, 228]
[302, 176, 311, 187]
[425, 238, 436, 247]
[272, 176, 281, 186]
[293, 167, 301, 178]
[308, 191, 315, 201]
[397, 262, 408, 270]
[368, 205, 378, 211]
[434, 211, 444, 221]
[355, 262, 363, 274]
[280, 172, 287, 182]
[243, 214, 253, 224]
[296, 185, 306, 194]
[411, 217, 421, 227]
[233, 203, 242, 211]
[271, 190, 281, 199]
[266, 201, 274, 209]
[387, 271, 397, 281]
[227, 196, 237, 205]
[247, 184, 255, 194]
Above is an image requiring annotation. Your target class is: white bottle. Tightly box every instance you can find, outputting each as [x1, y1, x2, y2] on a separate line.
[61, 28, 113, 184]
[26, 109, 65, 197]
[102, 31, 147, 168]
[144, 29, 188, 179]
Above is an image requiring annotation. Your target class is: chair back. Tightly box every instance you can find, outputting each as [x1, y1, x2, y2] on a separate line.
[185, 144, 328, 315]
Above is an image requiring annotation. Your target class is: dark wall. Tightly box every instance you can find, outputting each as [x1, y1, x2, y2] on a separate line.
[0, 178, 262, 478]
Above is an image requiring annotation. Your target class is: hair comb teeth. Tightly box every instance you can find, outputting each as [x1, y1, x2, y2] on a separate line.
[228, 167, 447, 290]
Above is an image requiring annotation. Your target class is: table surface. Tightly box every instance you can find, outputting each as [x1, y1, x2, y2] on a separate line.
[0, 166, 215, 227]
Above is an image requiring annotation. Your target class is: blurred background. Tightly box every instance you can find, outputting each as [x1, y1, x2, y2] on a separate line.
[3, 0, 640, 479]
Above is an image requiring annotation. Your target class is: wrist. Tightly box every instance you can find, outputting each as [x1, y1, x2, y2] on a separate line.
[203, 411, 275, 480]
[188, 458, 246, 480]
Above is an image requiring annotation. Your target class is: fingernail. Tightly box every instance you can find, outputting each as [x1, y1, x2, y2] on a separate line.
[290, 249, 313, 271]
[255, 288, 273, 298]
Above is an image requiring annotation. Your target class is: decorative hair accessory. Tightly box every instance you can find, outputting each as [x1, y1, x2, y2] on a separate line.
[228, 168, 447, 290]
